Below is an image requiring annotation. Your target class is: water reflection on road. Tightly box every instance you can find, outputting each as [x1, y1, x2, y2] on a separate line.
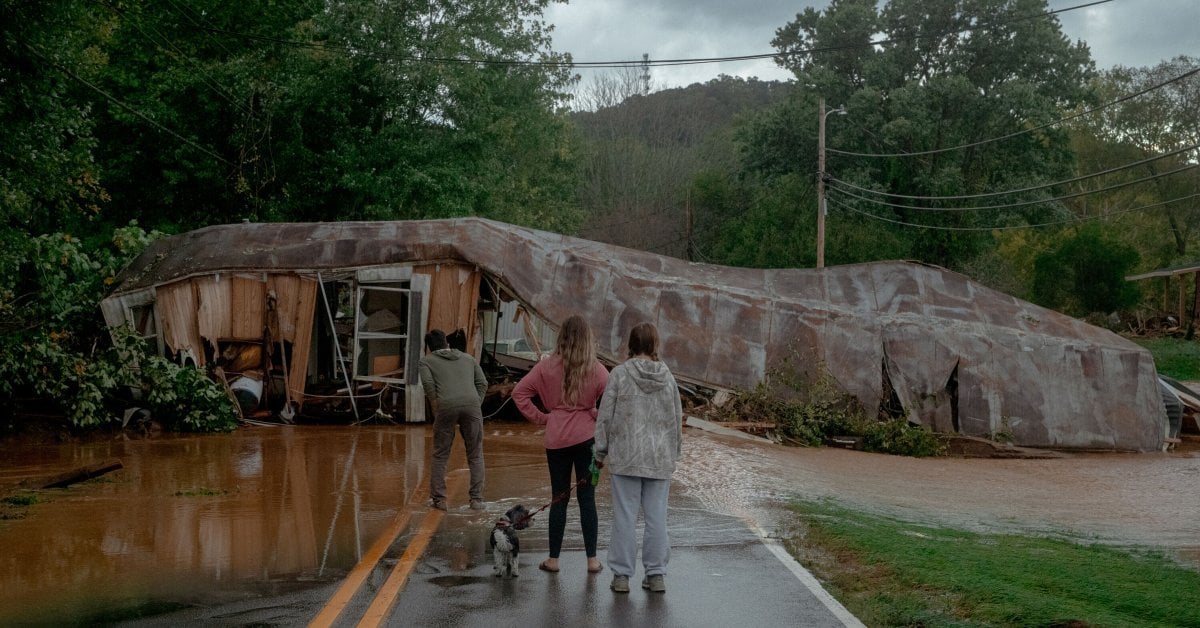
[0, 426, 429, 625]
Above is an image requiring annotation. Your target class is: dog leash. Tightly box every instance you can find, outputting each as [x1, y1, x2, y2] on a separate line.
[513, 474, 594, 528]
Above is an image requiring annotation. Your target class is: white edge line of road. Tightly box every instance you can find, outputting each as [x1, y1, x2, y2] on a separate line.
[754, 525, 867, 628]
[685, 415, 865, 626]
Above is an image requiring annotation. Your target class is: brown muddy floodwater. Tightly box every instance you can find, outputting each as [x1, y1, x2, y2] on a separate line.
[679, 430, 1200, 566]
[0, 425, 442, 625]
[1, 422, 1198, 624]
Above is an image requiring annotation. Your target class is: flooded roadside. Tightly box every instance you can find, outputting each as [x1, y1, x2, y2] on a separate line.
[0, 426, 431, 625]
[680, 429, 1200, 566]
[2, 421, 1197, 624]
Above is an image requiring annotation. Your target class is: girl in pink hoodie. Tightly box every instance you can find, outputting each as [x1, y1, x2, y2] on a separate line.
[512, 314, 609, 574]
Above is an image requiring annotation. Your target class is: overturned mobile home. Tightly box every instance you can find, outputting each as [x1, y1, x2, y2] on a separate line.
[101, 218, 1168, 451]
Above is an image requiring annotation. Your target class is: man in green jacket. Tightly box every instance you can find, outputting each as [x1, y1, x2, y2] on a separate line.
[419, 328, 488, 511]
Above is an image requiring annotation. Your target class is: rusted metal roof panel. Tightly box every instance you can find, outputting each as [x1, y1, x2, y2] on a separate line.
[107, 218, 1167, 451]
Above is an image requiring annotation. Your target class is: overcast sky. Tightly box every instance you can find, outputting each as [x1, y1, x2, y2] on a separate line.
[544, 0, 1200, 91]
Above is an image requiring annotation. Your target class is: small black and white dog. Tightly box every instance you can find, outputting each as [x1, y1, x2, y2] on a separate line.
[490, 504, 531, 578]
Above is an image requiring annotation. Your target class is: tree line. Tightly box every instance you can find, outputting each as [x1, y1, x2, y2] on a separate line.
[575, 0, 1197, 323]
[2, 0, 1197, 428]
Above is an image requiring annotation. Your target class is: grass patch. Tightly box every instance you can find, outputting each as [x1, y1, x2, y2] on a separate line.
[787, 500, 1200, 627]
[2, 493, 39, 507]
[173, 487, 227, 497]
[1131, 337, 1200, 381]
[0, 493, 39, 519]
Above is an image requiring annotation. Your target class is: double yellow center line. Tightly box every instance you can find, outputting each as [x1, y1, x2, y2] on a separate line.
[309, 468, 468, 627]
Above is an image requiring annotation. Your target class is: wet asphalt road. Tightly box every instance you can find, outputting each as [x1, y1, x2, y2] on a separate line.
[320, 485, 860, 627]
[115, 422, 861, 627]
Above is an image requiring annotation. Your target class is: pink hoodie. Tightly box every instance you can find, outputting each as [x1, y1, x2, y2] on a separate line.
[512, 355, 609, 449]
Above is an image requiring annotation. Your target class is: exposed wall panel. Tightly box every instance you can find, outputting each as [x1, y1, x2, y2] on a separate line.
[156, 281, 205, 365]
[231, 274, 265, 340]
[264, 274, 318, 410]
[197, 276, 231, 343]
[415, 263, 480, 356]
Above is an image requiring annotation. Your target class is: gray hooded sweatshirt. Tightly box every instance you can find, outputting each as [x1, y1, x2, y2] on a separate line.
[594, 358, 683, 480]
[418, 348, 487, 410]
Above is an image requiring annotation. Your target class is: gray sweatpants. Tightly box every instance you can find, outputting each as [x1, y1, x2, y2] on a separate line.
[430, 404, 485, 502]
[606, 474, 671, 579]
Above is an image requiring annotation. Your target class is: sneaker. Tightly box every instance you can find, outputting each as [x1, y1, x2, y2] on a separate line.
[469, 499, 485, 510]
[642, 574, 665, 592]
[610, 575, 630, 593]
[430, 499, 447, 511]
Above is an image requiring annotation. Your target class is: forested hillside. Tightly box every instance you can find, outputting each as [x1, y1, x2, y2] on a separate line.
[572, 76, 790, 258]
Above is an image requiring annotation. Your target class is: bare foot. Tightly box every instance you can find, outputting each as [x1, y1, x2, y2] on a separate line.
[587, 558, 603, 573]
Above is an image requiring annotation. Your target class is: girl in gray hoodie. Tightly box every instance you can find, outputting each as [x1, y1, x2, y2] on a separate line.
[594, 322, 683, 593]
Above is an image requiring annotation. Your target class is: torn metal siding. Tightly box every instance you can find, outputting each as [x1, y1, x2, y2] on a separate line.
[106, 218, 1167, 451]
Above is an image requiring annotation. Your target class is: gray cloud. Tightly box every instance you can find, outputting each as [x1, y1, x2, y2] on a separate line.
[1053, 0, 1200, 68]
[546, 0, 1198, 89]
[545, 1, 812, 88]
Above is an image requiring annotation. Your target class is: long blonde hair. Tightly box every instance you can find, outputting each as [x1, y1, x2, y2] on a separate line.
[555, 315, 595, 405]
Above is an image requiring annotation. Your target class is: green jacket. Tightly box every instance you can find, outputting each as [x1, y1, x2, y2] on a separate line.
[418, 348, 487, 410]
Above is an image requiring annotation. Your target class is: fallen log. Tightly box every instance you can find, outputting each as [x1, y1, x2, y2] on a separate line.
[712, 421, 777, 430]
[25, 459, 124, 489]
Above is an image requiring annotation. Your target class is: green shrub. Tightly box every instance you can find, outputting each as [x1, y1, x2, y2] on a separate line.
[711, 351, 945, 457]
[1031, 225, 1141, 317]
[95, 327, 239, 432]
[861, 418, 946, 457]
[2, 493, 39, 507]
[0, 224, 237, 432]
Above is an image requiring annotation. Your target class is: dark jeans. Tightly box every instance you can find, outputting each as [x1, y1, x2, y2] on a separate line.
[430, 404, 484, 502]
[545, 438, 598, 558]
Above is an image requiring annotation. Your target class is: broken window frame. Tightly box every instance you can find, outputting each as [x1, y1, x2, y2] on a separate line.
[118, 290, 163, 357]
[352, 282, 414, 386]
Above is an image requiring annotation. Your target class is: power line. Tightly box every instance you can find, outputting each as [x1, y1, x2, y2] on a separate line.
[93, 0, 251, 115]
[828, 192, 1200, 232]
[645, 234, 689, 256]
[186, 0, 1113, 71]
[163, 0, 236, 57]
[582, 205, 686, 235]
[21, 42, 235, 167]
[828, 66, 1200, 159]
[686, 237, 718, 264]
[826, 162, 1199, 212]
[113, 0, 278, 203]
[827, 143, 1200, 201]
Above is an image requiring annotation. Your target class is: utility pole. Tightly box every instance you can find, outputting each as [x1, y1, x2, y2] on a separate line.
[817, 97, 827, 269]
[685, 189, 694, 262]
[816, 98, 845, 269]
[641, 53, 651, 95]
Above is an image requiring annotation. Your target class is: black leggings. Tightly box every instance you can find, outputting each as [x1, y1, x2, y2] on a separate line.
[545, 439, 598, 558]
